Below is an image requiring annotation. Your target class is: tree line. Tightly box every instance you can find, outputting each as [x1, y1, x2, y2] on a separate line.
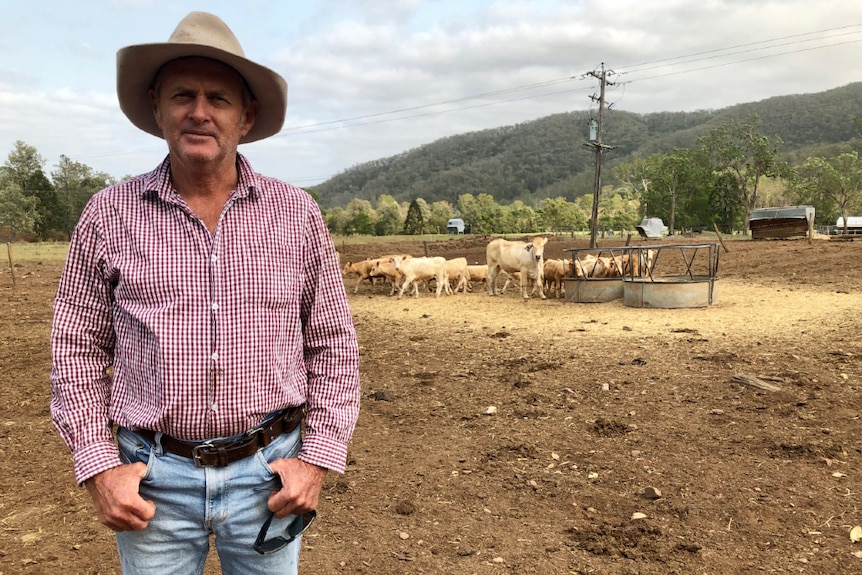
[4, 114, 862, 242]
[1, 141, 116, 241]
[321, 114, 862, 237]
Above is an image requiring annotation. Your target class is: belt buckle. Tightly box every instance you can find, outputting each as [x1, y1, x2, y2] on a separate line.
[192, 442, 227, 468]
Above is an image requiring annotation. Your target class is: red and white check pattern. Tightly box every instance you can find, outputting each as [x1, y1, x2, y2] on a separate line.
[51, 155, 360, 484]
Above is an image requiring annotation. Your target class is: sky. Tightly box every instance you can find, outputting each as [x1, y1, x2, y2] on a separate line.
[1, 0, 861, 188]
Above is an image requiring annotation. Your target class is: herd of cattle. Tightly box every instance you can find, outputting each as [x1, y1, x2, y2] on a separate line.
[340, 237, 655, 300]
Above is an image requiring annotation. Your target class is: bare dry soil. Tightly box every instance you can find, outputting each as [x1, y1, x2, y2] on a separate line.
[3, 235, 862, 575]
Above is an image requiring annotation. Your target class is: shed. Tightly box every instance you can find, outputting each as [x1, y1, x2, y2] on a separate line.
[749, 206, 814, 240]
[447, 218, 465, 234]
[636, 217, 668, 239]
[835, 217, 862, 234]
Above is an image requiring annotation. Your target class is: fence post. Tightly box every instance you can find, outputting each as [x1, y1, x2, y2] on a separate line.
[6, 242, 15, 287]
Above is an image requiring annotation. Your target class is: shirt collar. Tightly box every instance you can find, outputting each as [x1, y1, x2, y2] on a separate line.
[141, 154, 262, 202]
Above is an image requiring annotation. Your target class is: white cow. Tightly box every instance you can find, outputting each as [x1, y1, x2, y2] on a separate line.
[486, 237, 548, 300]
[392, 256, 449, 299]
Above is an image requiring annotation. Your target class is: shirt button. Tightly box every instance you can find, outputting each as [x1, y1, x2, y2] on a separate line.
[211, 402, 218, 412]
[211, 352, 219, 361]
[211, 254, 218, 262]
[212, 302, 220, 311]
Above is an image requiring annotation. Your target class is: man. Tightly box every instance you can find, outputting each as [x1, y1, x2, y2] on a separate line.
[50, 12, 360, 575]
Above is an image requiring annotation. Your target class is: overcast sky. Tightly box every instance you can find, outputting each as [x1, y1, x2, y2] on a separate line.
[1, 0, 861, 188]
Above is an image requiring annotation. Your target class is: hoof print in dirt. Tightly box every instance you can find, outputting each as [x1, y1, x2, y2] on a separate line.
[591, 418, 631, 436]
[394, 500, 416, 516]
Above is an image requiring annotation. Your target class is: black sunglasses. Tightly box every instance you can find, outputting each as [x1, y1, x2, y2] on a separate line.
[254, 509, 317, 555]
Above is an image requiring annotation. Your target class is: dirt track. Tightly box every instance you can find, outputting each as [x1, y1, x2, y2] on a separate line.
[2, 235, 862, 574]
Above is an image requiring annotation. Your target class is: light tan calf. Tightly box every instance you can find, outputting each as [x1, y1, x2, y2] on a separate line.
[542, 258, 568, 299]
[444, 257, 469, 294]
[391, 255, 449, 299]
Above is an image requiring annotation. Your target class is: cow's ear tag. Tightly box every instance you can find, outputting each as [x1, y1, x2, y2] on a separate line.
[525, 245, 533, 253]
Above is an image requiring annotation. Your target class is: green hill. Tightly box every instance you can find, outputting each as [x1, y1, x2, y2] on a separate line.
[313, 82, 862, 209]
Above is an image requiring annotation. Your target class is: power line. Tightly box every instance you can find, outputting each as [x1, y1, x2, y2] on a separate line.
[619, 36, 862, 86]
[616, 24, 862, 71]
[65, 23, 862, 183]
[275, 77, 578, 135]
[282, 24, 862, 136]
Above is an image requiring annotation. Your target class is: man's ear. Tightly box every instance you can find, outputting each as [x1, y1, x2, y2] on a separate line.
[240, 100, 259, 136]
[149, 89, 163, 132]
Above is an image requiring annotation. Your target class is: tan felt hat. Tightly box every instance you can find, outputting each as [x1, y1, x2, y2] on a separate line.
[117, 11, 288, 143]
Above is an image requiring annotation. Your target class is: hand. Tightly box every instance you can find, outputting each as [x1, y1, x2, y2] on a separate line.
[266, 458, 327, 519]
[84, 464, 156, 532]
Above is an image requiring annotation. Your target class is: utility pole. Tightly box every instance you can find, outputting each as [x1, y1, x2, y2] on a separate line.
[584, 63, 615, 248]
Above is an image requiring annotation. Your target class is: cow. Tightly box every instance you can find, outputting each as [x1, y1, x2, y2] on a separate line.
[464, 264, 489, 292]
[444, 257, 469, 294]
[391, 255, 449, 299]
[571, 255, 612, 279]
[542, 258, 569, 299]
[486, 237, 548, 300]
[341, 259, 380, 293]
[500, 269, 542, 297]
[370, 254, 412, 296]
[621, 249, 656, 277]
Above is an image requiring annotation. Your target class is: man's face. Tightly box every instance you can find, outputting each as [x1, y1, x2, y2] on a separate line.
[150, 57, 258, 167]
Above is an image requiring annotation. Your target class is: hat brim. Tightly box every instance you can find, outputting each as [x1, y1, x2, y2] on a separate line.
[117, 43, 288, 144]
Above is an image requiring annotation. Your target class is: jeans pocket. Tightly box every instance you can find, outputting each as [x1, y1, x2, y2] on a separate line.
[116, 428, 157, 481]
[253, 429, 302, 483]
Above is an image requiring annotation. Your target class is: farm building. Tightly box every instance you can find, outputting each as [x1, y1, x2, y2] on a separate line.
[835, 217, 862, 234]
[636, 217, 668, 238]
[749, 206, 814, 240]
[447, 218, 465, 234]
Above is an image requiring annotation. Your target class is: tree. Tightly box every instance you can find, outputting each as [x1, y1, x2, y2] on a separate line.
[0, 178, 39, 241]
[630, 149, 715, 234]
[325, 206, 350, 235]
[540, 196, 584, 232]
[344, 198, 376, 235]
[374, 194, 403, 236]
[791, 152, 862, 233]
[403, 199, 426, 235]
[598, 191, 640, 232]
[346, 211, 375, 235]
[501, 200, 538, 233]
[699, 116, 784, 234]
[51, 155, 115, 238]
[3, 141, 55, 239]
[457, 193, 502, 234]
[427, 201, 456, 234]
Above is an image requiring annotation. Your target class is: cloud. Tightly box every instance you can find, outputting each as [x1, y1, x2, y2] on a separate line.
[2, 0, 862, 186]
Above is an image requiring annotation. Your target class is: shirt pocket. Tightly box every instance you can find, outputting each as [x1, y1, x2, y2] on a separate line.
[241, 243, 298, 309]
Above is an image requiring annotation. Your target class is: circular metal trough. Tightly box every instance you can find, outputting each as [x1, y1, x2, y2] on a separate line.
[623, 275, 718, 308]
[564, 278, 623, 303]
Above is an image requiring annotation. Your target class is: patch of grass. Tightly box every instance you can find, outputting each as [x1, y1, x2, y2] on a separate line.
[4, 242, 69, 265]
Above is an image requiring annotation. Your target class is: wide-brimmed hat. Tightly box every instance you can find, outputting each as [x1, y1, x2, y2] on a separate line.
[116, 11, 288, 143]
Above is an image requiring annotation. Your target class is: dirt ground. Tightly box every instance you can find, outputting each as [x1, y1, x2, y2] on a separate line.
[3, 234, 862, 575]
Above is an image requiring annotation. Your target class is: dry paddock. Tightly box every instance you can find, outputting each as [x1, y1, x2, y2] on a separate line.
[3, 237, 862, 574]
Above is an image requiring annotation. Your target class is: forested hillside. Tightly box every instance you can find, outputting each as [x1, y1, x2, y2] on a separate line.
[313, 82, 862, 209]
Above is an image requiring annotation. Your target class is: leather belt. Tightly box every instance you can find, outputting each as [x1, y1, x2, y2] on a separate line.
[135, 406, 304, 468]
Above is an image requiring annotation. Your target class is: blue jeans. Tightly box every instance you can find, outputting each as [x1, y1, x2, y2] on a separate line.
[115, 425, 303, 575]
